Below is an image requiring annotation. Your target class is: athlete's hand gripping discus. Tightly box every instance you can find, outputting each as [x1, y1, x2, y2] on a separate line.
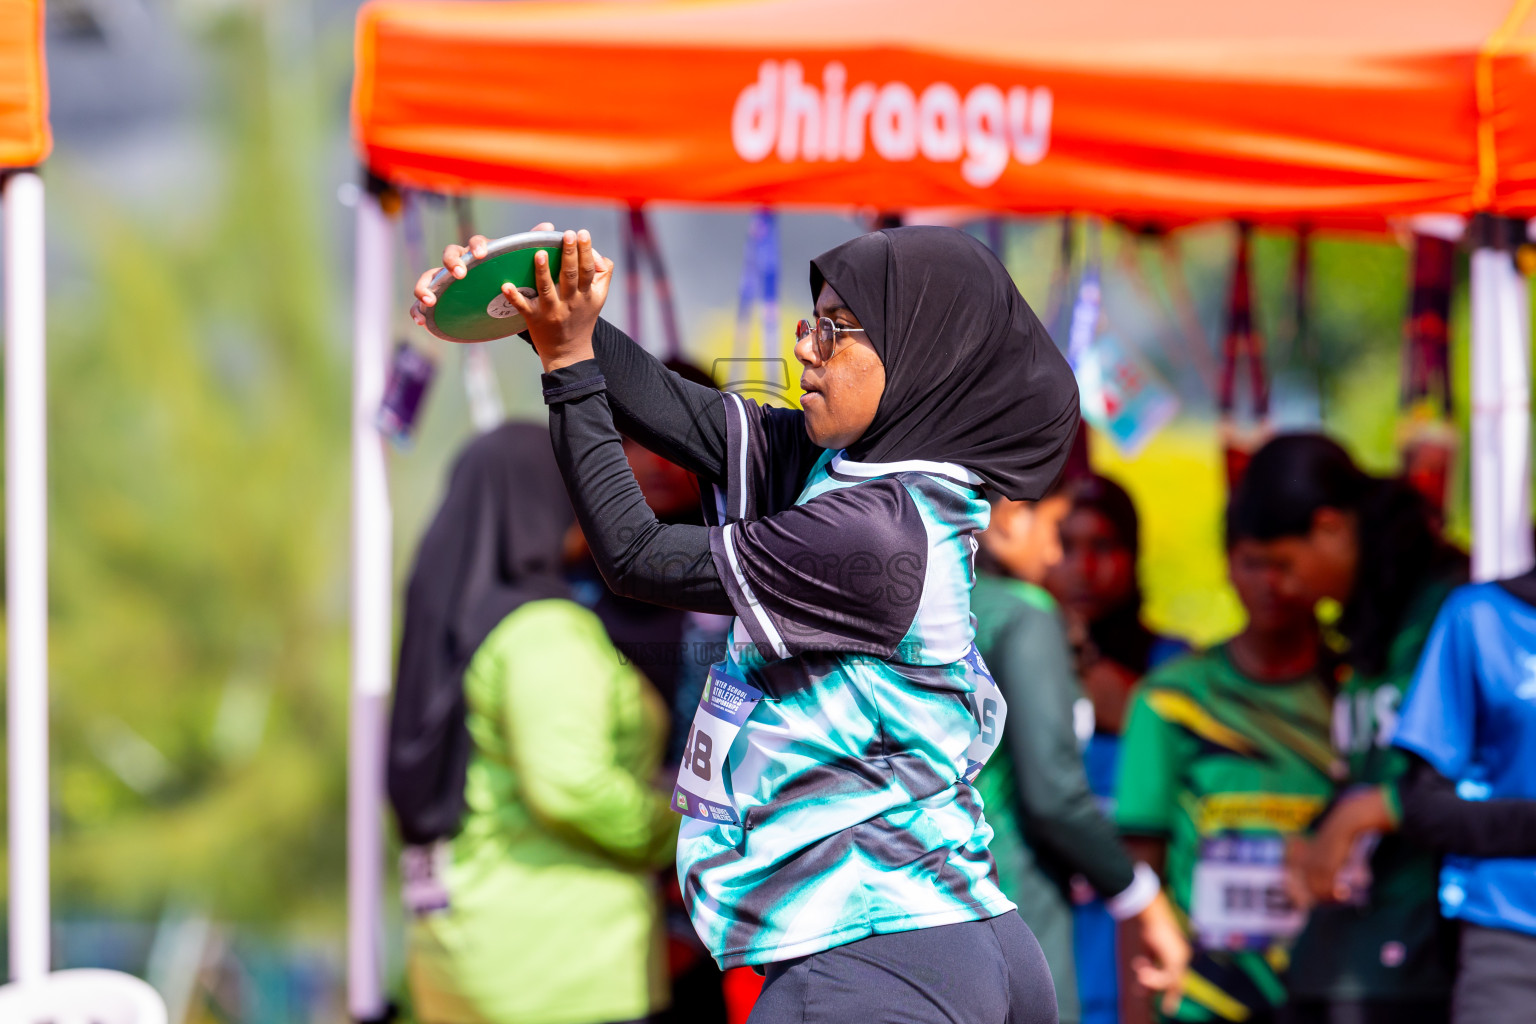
[412, 231, 565, 343]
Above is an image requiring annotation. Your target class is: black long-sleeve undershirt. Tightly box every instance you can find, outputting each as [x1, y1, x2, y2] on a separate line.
[543, 321, 732, 614]
[1397, 753, 1536, 858]
[591, 318, 729, 480]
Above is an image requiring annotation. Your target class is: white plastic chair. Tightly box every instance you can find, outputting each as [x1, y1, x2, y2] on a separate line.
[0, 969, 169, 1024]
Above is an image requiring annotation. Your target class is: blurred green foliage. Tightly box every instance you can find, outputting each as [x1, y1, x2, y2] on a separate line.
[39, 12, 351, 931]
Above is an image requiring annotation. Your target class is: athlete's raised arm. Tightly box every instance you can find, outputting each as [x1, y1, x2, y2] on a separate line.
[411, 225, 730, 481]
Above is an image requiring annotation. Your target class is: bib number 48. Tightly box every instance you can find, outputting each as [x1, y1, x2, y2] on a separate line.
[683, 724, 714, 782]
[672, 665, 762, 826]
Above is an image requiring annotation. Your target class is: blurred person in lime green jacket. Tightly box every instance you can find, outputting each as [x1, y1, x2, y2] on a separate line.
[388, 422, 679, 1024]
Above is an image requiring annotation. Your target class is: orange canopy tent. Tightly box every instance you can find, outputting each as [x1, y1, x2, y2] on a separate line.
[1, 0, 50, 993]
[354, 0, 1536, 227]
[0, 0, 50, 169]
[345, 7, 1536, 1019]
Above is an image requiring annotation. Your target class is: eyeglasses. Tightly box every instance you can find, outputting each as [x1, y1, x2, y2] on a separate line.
[795, 316, 867, 364]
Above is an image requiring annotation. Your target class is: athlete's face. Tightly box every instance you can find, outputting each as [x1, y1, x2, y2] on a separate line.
[1046, 507, 1137, 624]
[1250, 507, 1359, 606]
[980, 495, 1071, 586]
[1228, 538, 1316, 635]
[797, 284, 885, 450]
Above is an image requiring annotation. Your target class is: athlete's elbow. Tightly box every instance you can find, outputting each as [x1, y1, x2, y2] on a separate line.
[600, 559, 661, 604]
[609, 548, 705, 605]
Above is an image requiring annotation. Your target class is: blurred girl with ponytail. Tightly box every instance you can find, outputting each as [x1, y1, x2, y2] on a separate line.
[1225, 434, 1464, 1024]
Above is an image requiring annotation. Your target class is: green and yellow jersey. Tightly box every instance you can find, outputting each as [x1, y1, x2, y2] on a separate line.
[1116, 645, 1334, 1022]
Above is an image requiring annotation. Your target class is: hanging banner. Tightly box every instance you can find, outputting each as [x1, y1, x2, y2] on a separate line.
[1074, 334, 1180, 458]
[1066, 225, 1178, 458]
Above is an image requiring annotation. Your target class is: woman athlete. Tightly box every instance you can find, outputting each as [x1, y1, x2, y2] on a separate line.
[413, 224, 1182, 1023]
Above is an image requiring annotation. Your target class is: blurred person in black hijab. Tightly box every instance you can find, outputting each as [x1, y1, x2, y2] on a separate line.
[389, 422, 678, 1024]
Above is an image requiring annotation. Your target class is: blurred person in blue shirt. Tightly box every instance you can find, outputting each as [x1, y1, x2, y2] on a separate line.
[1393, 575, 1536, 1024]
[1301, 571, 1536, 1024]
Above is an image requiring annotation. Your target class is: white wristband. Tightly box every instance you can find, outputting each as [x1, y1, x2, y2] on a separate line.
[1106, 862, 1161, 921]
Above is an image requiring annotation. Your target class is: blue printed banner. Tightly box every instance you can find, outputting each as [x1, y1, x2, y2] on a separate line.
[1074, 333, 1179, 457]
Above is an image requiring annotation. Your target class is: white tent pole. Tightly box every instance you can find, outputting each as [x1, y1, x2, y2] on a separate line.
[1469, 220, 1534, 583]
[349, 184, 394, 1021]
[4, 169, 50, 984]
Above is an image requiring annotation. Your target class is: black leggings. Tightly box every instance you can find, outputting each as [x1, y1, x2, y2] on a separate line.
[748, 912, 1057, 1024]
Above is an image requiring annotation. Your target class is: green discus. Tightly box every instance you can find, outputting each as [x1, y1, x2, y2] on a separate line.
[414, 230, 565, 343]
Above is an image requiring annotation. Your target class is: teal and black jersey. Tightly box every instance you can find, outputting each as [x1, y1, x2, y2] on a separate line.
[676, 393, 1014, 968]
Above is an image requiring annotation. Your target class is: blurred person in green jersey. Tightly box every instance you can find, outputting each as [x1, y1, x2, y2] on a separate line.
[1226, 435, 1464, 1024]
[973, 484, 1190, 1024]
[1044, 474, 1191, 1024]
[1113, 487, 1335, 1023]
[389, 423, 679, 1024]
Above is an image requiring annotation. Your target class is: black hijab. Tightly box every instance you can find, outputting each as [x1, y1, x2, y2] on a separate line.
[809, 226, 1080, 500]
[387, 422, 574, 845]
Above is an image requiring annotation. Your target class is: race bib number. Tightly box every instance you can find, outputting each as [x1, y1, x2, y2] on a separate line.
[961, 643, 1008, 783]
[1191, 836, 1304, 950]
[400, 842, 452, 917]
[672, 665, 762, 826]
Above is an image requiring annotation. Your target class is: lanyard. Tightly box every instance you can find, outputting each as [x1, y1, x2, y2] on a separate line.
[1219, 223, 1270, 420]
[451, 195, 506, 432]
[1397, 231, 1458, 520]
[1293, 226, 1322, 415]
[623, 206, 684, 361]
[1044, 216, 1075, 346]
[1402, 232, 1455, 417]
[1065, 220, 1102, 371]
[733, 208, 780, 361]
[1061, 222, 1101, 470]
[379, 192, 439, 447]
[401, 189, 432, 346]
[1115, 228, 1219, 394]
[984, 217, 1005, 260]
[1043, 217, 1092, 473]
